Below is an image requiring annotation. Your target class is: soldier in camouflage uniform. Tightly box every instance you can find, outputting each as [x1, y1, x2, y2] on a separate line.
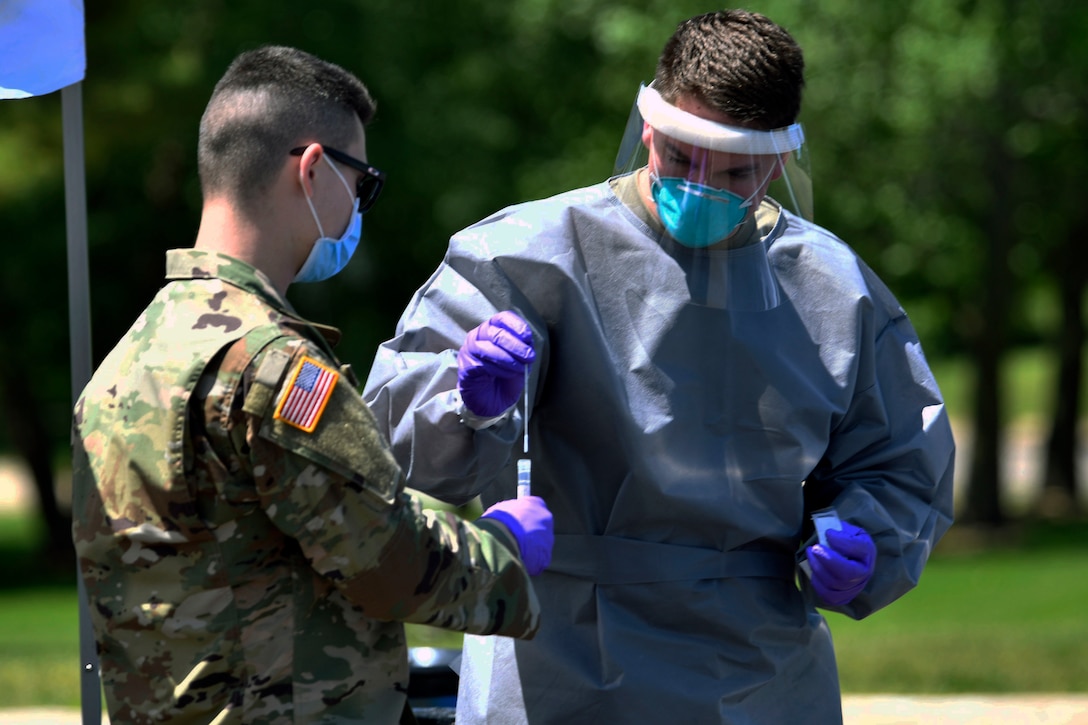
[71, 46, 552, 724]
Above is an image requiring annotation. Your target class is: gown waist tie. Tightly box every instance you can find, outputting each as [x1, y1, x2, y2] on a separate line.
[548, 534, 797, 585]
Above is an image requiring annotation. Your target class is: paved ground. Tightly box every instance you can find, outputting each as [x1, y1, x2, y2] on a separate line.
[5, 696, 1088, 724]
[843, 694, 1088, 723]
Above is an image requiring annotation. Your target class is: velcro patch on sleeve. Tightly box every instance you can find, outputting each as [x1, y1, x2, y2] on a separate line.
[273, 355, 339, 433]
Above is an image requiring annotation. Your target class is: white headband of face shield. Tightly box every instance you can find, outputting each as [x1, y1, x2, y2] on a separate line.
[636, 85, 804, 155]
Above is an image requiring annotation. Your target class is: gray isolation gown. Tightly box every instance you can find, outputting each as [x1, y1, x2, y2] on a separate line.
[363, 173, 955, 724]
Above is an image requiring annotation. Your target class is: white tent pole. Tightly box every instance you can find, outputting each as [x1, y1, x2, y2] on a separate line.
[62, 79, 101, 725]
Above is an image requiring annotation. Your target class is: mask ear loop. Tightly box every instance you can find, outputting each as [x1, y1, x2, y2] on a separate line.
[323, 155, 357, 206]
[739, 162, 781, 210]
[299, 154, 326, 239]
[300, 154, 357, 239]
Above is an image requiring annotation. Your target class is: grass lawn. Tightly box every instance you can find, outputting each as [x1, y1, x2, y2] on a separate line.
[828, 522, 1088, 693]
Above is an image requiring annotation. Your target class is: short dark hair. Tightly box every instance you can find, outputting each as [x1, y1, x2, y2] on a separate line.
[197, 45, 376, 208]
[654, 10, 804, 130]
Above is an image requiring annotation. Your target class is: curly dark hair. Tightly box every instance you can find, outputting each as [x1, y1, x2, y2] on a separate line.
[654, 10, 804, 130]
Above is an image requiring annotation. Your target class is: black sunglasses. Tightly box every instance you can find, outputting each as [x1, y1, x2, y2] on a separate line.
[290, 145, 385, 212]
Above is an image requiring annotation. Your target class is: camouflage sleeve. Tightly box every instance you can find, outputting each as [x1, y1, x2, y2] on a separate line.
[238, 335, 540, 638]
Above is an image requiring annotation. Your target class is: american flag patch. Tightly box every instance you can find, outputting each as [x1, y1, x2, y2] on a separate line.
[273, 356, 339, 432]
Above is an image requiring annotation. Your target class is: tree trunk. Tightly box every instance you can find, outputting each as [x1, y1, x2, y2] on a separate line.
[1038, 218, 1088, 518]
[961, 128, 1015, 526]
[963, 323, 1006, 525]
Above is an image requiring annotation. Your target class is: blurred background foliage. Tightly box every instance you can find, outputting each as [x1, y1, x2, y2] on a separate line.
[1, 0, 1087, 555]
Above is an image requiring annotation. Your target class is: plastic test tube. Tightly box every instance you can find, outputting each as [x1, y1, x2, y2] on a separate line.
[517, 458, 532, 498]
[517, 365, 531, 498]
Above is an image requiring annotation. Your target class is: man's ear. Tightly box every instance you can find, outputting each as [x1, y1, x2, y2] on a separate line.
[641, 122, 653, 151]
[296, 143, 325, 196]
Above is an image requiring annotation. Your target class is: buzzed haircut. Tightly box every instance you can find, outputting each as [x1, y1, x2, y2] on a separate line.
[197, 45, 376, 209]
[654, 10, 805, 130]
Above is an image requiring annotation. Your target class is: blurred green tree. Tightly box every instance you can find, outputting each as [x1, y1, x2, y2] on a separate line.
[3, 0, 1087, 553]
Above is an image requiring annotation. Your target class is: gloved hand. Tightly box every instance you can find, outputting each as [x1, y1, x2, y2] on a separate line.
[457, 311, 535, 418]
[806, 521, 876, 606]
[479, 496, 554, 575]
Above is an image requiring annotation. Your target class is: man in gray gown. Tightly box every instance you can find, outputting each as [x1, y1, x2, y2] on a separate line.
[364, 9, 954, 724]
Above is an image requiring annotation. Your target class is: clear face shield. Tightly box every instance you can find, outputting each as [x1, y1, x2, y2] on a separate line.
[614, 85, 813, 249]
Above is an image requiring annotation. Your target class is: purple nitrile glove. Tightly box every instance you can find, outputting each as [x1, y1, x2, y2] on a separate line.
[457, 311, 535, 418]
[806, 521, 876, 606]
[479, 496, 554, 575]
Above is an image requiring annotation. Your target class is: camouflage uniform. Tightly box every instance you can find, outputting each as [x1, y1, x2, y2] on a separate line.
[72, 249, 539, 724]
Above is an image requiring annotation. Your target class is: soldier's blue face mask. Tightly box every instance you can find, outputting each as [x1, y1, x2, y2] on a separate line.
[294, 152, 366, 284]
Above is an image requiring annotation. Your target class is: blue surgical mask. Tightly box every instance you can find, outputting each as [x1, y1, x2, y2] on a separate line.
[650, 174, 754, 248]
[295, 156, 363, 283]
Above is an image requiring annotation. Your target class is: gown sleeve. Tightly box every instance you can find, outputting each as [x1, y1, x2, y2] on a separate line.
[364, 247, 541, 506]
[800, 279, 955, 619]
